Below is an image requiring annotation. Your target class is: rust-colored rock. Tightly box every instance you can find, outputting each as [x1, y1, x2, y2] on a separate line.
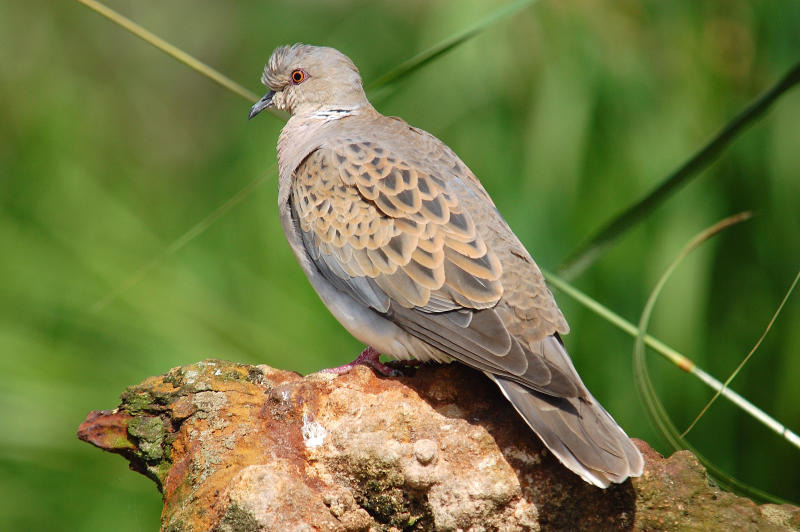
[78, 359, 799, 531]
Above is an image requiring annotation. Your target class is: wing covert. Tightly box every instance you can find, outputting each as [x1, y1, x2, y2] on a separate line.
[291, 145, 503, 313]
[289, 140, 578, 398]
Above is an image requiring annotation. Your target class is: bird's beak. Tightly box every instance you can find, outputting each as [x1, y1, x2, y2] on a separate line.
[248, 90, 275, 120]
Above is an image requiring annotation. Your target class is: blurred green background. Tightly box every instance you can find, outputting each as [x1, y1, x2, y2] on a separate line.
[1, 0, 798, 529]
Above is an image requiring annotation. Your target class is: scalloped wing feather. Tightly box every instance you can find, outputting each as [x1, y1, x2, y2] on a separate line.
[292, 146, 503, 313]
[290, 125, 579, 396]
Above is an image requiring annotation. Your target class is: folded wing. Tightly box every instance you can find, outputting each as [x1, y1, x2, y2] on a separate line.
[290, 134, 642, 486]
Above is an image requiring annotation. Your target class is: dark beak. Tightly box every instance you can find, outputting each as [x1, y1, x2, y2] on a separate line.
[248, 90, 275, 120]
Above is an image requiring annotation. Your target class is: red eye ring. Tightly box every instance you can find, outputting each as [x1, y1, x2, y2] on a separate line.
[290, 69, 307, 84]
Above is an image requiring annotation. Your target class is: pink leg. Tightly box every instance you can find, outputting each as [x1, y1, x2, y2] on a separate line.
[323, 346, 401, 377]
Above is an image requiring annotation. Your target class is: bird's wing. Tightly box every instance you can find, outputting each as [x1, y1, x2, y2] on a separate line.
[290, 127, 643, 487]
[290, 138, 578, 396]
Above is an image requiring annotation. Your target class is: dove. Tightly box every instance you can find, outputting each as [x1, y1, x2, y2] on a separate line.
[249, 44, 644, 488]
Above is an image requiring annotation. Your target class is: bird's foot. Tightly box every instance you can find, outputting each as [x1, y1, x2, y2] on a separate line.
[322, 346, 401, 377]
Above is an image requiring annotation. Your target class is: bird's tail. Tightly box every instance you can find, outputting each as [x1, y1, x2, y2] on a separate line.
[489, 374, 644, 488]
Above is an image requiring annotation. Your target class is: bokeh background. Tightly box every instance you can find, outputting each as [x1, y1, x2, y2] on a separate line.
[2, 0, 798, 529]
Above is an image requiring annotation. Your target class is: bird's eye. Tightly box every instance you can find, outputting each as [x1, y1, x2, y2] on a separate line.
[290, 69, 307, 84]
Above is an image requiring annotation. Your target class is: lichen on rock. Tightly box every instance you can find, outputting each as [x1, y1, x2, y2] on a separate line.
[78, 359, 800, 531]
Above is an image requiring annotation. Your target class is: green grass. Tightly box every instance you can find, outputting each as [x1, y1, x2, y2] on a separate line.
[1, 1, 799, 529]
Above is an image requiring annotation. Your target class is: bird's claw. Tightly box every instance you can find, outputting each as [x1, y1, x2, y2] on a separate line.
[322, 346, 402, 377]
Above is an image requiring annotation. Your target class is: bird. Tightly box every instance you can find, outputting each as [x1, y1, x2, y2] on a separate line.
[248, 43, 644, 488]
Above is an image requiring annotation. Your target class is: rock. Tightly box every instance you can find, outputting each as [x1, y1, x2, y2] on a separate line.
[77, 359, 799, 531]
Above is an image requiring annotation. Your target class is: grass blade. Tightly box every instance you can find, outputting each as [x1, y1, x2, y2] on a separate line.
[682, 269, 800, 438]
[632, 213, 753, 452]
[91, 169, 275, 311]
[558, 61, 800, 280]
[543, 235, 800, 456]
[631, 212, 794, 504]
[366, 0, 538, 92]
[75, 0, 261, 104]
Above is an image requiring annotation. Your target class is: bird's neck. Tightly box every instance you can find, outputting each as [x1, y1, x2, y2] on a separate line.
[279, 105, 376, 164]
[306, 106, 362, 122]
[292, 100, 374, 122]
[275, 107, 364, 206]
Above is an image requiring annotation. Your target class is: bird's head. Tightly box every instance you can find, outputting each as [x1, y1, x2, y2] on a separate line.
[249, 44, 368, 119]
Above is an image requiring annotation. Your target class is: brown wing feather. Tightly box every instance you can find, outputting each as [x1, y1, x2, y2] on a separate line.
[292, 146, 503, 313]
[291, 141, 579, 396]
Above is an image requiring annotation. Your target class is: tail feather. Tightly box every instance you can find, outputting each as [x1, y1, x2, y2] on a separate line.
[490, 374, 644, 488]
